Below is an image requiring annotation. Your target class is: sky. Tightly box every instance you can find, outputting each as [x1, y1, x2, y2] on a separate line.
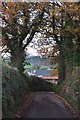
[2, 45, 41, 58]
[25, 32, 56, 58]
[26, 46, 42, 57]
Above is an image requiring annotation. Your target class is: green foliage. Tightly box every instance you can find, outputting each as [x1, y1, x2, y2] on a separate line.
[50, 84, 59, 93]
[2, 62, 30, 118]
[58, 66, 80, 114]
[2, 62, 59, 118]
[71, 48, 80, 66]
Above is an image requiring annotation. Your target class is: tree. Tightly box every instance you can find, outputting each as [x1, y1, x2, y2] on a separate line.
[38, 1, 80, 84]
[1, 2, 46, 72]
[52, 2, 80, 84]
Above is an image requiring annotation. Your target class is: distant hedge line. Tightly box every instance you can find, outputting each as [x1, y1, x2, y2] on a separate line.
[28, 75, 55, 91]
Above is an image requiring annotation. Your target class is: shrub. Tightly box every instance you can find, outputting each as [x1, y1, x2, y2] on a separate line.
[58, 67, 80, 114]
[28, 75, 55, 91]
[2, 62, 29, 118]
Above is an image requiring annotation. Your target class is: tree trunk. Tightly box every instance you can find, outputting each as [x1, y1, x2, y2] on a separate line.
[11, 50, 24, 73]
[58, 46, 66, 85]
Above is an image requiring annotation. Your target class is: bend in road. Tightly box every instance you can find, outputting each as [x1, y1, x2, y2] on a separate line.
[23, 92, 75, 118]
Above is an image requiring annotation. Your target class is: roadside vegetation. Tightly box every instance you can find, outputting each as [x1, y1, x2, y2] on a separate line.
[1, 1, 80, 118]
[2, 62, 55, 118]
[2, 61, 79, 118]
[28, 75, 55, 91]
[2, 62, 30, 118]
[57, 66, 80, 115]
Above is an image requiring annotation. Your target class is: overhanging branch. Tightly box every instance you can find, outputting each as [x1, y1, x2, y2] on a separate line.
[22, 29, 36, 50]
[22, 8, 45, 50]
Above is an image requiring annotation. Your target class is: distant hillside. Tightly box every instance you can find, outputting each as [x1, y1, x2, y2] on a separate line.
[26, 56, 49, 66]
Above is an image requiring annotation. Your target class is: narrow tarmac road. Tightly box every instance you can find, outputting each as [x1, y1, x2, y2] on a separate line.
[23, 92, 75, 118]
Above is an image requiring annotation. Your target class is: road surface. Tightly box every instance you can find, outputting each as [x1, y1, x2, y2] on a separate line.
[23, 92, 75, 118]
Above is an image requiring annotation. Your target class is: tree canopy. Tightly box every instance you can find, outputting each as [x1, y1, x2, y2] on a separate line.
[1, 2, 80, 83]
[1, 2, 48, 71]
